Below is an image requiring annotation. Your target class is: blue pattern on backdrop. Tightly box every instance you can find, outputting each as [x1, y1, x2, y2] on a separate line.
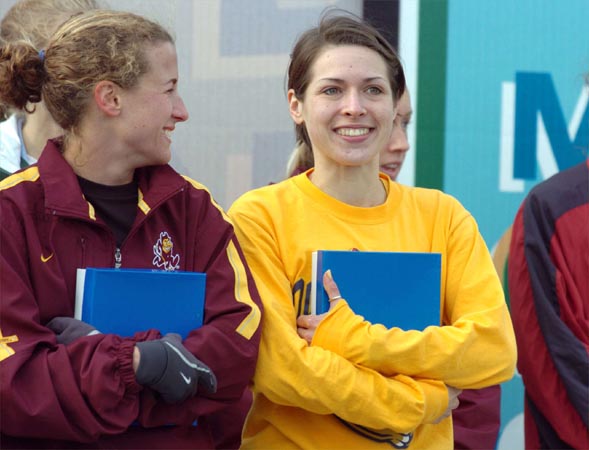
[444, 1, 589, 448]
[444, 0, 589, 247]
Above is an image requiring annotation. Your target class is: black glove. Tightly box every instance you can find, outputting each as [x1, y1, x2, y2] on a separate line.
[46, 317, 101, 344]
[135, 333, 217, 404]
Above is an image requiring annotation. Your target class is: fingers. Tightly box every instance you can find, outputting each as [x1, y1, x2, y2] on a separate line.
[296, 315, 317, 344]
[323, 270, 342, 310]
[137, 337, 218, 403]
[296, 314, 325, 329]
[297, 327, 313, 344]
[431, 410, 451, 424]
[195, 359, 217, 394]
[447, 385, 462, 411]
[46, 317, 69, 333]
[46, 317, 99, 345]
[430, 385, 462, 424]
[163, 332, 182, 343]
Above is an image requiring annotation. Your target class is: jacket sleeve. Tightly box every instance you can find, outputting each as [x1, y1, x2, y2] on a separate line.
[228, 206, 448, 433]
[136, 185, 263, 427]
[311, 204, 517, 389]
[452, 386, 501, 449]
[508, 195, 589, 448]
[0, 215, 146, 441]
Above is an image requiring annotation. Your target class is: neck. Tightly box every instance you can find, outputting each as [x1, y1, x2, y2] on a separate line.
[22, 102, 63, 160]
[310, 163, 387, 207]
[63, 133, 135, 186]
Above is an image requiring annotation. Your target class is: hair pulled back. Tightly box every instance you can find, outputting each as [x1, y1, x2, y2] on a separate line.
[0, 9, 173, 133]
[0, 0, 100, 118]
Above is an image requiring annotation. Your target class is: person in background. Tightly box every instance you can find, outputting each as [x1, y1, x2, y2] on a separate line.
[0, 9, 262, 448]
[508, 158, 588, 449]
[284, 86, 504, 449]
[229, 12, 516, 449]
[0, 0, 101, 181]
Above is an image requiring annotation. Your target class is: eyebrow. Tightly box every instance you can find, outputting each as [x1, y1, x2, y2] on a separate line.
[317, 77, 387, 83]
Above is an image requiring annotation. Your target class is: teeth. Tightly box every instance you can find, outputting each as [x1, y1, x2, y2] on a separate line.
[163, 130, 171, 138]
[337, 128, 369, 137]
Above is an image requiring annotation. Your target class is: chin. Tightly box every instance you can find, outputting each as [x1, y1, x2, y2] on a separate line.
[159, 149, 172, 165]
[381, 169, 398, 180]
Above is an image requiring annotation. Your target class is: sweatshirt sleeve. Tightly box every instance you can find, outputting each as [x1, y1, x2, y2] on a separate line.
[228, 204, 448, 433]
[311, 203, 517, 389]
[0, 222, 144, 441]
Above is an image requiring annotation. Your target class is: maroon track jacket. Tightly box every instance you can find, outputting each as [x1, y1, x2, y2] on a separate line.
[0, 140, 262, 448]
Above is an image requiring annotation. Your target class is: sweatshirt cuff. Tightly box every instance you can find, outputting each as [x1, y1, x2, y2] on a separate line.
[312, 300, 356, 354]
[417, 378, 448, 424]
[116, 339, 143, 395]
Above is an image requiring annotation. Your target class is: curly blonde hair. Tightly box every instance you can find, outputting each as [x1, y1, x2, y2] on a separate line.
[0, 0, 100, 118]
[0, 9, 173, 133]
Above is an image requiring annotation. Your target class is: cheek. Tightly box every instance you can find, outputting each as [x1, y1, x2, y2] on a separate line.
[380, 104, 396, 122]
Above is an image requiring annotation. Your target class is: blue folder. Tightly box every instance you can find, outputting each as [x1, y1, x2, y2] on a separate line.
[311, 250, 441, 330]
[75, 268, 206, 338]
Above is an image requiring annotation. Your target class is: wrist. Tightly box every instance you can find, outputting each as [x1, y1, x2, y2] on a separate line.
[135, 340, 166, 386]
[133, 346, 140, 373]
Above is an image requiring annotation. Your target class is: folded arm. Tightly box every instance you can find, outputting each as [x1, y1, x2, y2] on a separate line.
[310, 212, 516, 389]
[229, 209, 449, 433]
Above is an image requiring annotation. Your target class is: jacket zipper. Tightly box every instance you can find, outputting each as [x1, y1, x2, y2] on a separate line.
[80, 237, 87, 268]
[114, 247, 122, 268]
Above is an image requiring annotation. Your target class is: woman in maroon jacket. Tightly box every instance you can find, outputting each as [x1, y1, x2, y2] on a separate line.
[0, 9, 262, 449]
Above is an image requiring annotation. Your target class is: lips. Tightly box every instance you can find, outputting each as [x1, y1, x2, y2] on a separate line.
[336, 127, 370, 137]
[163, 128, 174, 143]
[380, 163, 401, 180]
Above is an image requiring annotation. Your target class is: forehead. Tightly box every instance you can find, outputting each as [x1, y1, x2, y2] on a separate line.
[309, 44, 389, 83]
[142, 41, 178, 82]
[397, 91, 412, 115]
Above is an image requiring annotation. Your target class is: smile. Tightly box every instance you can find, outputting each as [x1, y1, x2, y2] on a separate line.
[336, 128, 370, 137]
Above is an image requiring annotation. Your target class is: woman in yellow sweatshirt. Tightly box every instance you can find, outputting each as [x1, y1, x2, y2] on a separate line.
[228, 11, 516, 450]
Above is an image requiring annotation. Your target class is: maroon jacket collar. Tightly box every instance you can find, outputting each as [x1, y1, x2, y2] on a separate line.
[39, 138, 186, 219]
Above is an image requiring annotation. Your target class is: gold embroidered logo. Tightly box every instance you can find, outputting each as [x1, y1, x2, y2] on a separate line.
[0, 329, 19, 362]
[41, 252, 54, 263]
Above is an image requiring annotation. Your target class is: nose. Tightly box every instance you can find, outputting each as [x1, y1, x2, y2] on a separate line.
[387, 124, 410, 153]
[173, 95, 189, 122]
[342, 90, 366, 117]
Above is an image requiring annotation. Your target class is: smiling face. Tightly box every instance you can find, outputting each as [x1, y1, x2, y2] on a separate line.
[380, 89, 412, 180]
[118, 41, 188, 167]
[288, 45, 396, 171]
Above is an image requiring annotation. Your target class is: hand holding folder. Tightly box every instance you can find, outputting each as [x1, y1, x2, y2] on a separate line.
[310, 250, 441, 330]
[75, 268, 206, 338]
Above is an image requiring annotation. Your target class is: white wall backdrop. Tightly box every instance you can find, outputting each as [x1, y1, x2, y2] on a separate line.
[0, 0, 363, 209]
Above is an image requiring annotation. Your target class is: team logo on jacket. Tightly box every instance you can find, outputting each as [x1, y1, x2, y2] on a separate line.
[152, 231, 180, 271]
[0, 329, 19, 362]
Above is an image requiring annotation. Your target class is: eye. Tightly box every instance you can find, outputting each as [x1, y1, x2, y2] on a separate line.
[366, 86, 383, 95]
[395, 116, 412, 130]
[322, 87, 340, 96]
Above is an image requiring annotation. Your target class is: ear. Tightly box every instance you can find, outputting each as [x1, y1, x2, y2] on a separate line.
[287, 89, 304, 125]
[93, 80, 122, 117]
